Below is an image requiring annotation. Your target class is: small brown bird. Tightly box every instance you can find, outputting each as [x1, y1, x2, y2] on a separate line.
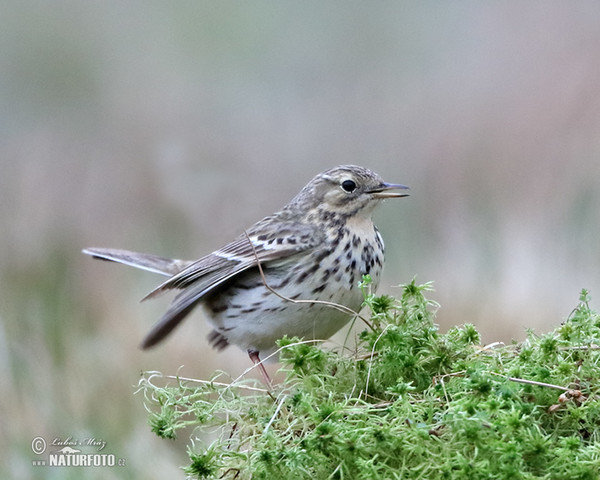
[83, 165, 408, 381]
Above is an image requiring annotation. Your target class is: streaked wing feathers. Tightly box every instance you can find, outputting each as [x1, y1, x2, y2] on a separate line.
[143, 221, 322, 299]
[140, 222, 324, 349]
[141, 260, 254, 348]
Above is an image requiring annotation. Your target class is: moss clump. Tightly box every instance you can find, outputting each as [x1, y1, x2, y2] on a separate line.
[138, 281, 600, 479]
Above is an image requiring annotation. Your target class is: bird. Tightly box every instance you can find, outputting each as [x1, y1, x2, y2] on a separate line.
[83, 165, 409, 383]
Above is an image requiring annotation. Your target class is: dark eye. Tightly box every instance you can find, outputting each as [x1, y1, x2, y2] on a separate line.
[341, 179, 357, 193]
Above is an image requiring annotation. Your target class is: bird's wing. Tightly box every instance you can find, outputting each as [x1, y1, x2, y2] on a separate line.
[141, 221, 325, 349]
[82, 248, 193, 276]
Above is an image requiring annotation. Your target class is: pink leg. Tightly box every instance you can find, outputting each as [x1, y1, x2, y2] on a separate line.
[248, 350, 272, 387]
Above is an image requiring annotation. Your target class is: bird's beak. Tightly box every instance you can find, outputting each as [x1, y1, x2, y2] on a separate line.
[370, 183, 410, 199]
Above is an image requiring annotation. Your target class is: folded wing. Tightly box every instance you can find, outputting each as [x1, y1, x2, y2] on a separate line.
[140, 221, 323, 348]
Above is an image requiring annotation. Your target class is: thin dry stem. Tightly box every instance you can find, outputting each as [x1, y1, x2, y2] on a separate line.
[489, 372, 571, 391]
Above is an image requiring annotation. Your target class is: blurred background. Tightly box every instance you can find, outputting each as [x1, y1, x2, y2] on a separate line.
[2, 2, 600, 478]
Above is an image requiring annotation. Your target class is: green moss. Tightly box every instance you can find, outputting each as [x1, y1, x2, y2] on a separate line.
[137, 281, 600, 479]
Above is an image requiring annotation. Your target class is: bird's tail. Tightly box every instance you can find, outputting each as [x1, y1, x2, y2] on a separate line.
[82, 248, 192, 277]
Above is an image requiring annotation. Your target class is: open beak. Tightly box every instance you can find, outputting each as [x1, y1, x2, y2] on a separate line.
[370, 182, 410, 199]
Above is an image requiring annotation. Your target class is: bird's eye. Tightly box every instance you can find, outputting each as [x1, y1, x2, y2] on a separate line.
[341, 179, 357, 193]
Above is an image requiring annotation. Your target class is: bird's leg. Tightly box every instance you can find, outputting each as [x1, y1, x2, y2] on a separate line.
[248, 350, 272, 387]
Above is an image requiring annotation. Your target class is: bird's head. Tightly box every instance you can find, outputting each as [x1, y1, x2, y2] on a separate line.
[289, 165, 409, 219]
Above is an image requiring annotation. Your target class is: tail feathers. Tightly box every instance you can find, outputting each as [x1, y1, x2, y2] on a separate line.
[140, 300, 197, 349]
[82, 248, 192, 277]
